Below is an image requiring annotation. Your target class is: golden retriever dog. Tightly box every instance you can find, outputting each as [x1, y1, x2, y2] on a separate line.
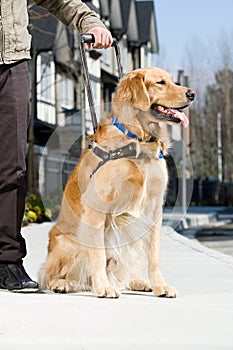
[39, 67, 195, 298]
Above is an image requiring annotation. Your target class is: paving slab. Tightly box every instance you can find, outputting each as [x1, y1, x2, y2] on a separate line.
[0, 222, 233, 350]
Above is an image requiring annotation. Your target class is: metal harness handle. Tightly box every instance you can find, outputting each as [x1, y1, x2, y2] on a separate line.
[80, 34, 123, 133]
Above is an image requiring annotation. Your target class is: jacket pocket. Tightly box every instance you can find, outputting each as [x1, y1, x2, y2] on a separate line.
[15, 31, 31, 52]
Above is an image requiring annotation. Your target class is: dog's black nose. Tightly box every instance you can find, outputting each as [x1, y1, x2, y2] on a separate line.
[186, 89, 195, 101]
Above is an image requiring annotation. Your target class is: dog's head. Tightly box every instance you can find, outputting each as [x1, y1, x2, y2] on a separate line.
[112, 67, 195, 133]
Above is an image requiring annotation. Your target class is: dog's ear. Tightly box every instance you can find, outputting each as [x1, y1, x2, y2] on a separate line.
[129, 72, 150, 110]
[114, 71, 150, 110]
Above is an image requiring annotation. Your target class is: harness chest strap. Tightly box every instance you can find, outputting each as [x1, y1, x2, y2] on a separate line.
[90, 116, 164, 177]
[90, 141, 164, 178]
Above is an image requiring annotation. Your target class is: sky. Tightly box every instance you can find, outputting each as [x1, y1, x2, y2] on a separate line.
[154, 0, 233, 77]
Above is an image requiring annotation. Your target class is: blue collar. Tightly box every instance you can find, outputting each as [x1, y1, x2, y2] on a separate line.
[111, 116, 163, 159]
[158, 149, 164, 159]
[112, 116, 142, 141]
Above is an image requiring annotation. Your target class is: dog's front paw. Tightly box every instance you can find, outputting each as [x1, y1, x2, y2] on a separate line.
[154, 285, 177, 298]
[48, 279, 72, 293]
[96, 286, 120, 298]
[129, 279, 152, 292]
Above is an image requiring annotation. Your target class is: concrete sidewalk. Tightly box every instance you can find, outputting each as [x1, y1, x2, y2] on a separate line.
[0, 221, 233, 350]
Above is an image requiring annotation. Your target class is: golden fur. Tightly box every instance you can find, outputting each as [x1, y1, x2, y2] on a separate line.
[39, 67, 195, 298]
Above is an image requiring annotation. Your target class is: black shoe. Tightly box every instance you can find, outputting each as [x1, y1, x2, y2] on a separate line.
[0, 263, 39, 293]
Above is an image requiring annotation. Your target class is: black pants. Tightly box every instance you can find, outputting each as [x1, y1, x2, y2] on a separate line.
[0, 60, 30, 263]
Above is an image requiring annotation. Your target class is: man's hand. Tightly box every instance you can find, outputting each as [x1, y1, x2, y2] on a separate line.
[86, 26, 113, 49]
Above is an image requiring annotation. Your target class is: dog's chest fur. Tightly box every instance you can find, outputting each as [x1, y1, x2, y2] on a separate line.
[101, 157, 168, 288]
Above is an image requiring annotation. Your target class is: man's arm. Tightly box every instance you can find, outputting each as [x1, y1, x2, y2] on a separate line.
[34, 0, 112, 48]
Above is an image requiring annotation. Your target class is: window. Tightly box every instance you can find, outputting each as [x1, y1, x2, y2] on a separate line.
[60, 76, 74, 109]
[121, 36, 128, 74]
[38, 52, 55, 104]
[37, 52, 56, 124]
[101, 48, 111, 66]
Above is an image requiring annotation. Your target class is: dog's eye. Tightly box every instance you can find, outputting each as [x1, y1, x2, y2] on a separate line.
[157, 80, 166, 85]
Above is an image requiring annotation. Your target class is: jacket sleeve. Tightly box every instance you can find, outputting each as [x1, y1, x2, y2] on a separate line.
[33, 0, 106, 33]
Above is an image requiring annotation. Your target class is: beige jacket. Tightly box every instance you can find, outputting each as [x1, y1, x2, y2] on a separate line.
[0, 0, 106, 64]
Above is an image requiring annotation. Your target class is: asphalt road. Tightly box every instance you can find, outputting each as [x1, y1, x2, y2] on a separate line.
[196, 221, 233, 257]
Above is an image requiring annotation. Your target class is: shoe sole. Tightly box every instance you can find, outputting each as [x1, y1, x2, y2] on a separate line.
[10, 288, 39, 293]
[0, 287, 39, 293]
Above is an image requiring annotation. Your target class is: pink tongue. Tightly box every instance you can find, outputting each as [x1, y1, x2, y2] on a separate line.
[167, 108, 189, 128]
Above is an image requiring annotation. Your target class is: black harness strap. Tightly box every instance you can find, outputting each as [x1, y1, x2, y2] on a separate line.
[90, 141, 146, 177]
